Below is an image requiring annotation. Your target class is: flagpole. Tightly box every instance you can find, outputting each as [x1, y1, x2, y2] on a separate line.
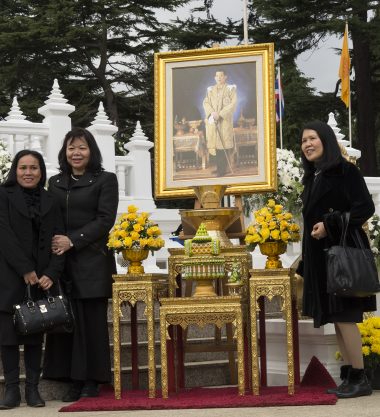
[347, 22, 352, 147]
[243, 0, 248, 45]
[348, 93, 352, 147]
[278, 65, 283, 149]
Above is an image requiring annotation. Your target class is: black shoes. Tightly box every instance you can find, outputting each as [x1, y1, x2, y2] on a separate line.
[81, 380, 99, 398]
[335, 367, 373, 398]
[0, 385, 21, 410]
[25, 385, 45, 407]
[62, 381, 84, 402]
[0, 369, 21, 410]
[25, 367, 45, 407]
[326, 364, 352, 394]
[62, 380, 99, 402]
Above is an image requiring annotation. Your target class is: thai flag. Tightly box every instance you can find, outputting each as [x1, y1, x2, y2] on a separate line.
[275, 71, 284, 122]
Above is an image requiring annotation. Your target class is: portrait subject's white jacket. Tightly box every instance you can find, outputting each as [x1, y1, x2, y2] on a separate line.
[203, 83, 237, 154]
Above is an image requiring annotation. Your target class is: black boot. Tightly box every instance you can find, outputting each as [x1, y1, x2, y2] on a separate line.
[25, 367, 45, 407]
[81, 380, 99, 398]
[0, 368, 21, 410]
[336, 367, 372, 398]
[62, 380, 84, 402]
[326, 365, 352, 394]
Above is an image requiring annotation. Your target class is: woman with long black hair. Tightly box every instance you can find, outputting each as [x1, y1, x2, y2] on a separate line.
[298, 120, 376, 398]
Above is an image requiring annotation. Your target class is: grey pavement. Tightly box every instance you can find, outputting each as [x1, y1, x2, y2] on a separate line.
[2, 391, 380, 417]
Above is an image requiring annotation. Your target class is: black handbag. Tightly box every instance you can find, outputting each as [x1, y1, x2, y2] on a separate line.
[326, 212, 380, 297]
[13, 282, 74, 335]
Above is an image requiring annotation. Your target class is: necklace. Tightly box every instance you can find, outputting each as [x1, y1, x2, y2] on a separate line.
[71, 174, 80, 181]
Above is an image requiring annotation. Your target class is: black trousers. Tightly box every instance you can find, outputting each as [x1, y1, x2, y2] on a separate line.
[43, 298, 111, 383]
[1, 344, 42, 374]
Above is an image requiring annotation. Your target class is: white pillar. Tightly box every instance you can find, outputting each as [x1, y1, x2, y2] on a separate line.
[38, 79, 75, 168]
[123, 121, 156, 212]
[88, 102, 117, 173]
[327, 112, 361, 160]
[4, 97, 31, 155]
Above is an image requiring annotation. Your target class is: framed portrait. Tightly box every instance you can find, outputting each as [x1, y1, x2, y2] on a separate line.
[154, 43, 277, 199]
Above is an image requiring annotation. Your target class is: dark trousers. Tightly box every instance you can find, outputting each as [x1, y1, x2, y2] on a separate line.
[43, 298, 111, 383]
[1, 344, 42, 374]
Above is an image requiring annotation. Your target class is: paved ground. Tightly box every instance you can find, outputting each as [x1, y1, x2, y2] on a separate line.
[4, 391, 380, 417]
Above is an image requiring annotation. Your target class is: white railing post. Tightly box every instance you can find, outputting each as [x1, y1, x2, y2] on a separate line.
[38, 79, 75, 169]
[123, 121, 156, 212]
[87, 102, 118, 173]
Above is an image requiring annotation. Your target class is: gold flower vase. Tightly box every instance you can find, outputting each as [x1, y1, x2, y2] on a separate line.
[122, 248, 149, 274]
[259, 241, 287, 269]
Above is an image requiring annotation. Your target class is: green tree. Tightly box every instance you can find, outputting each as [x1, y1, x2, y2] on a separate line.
[0, 0, 232, 144]
[240, 0, 380, 175]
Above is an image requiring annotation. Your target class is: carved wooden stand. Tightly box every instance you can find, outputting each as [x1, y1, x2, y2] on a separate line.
[112, 273, 168, 399]
[159, 296, 248, 398]
[249, 268, 300, 395]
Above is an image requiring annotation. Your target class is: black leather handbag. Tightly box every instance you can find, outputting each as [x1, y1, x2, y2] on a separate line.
[326, 212, 380, 297]
[13, 282, 74, 335]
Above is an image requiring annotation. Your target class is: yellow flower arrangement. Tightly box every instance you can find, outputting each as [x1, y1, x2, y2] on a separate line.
[107, 205, 165, 253]
[358, 317, 380, 369]
[245, 198, 301, 251]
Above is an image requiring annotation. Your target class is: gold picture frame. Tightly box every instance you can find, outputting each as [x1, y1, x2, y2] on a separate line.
[154, 43, 277, 199]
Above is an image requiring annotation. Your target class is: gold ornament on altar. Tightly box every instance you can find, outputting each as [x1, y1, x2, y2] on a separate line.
[107, 205, 165, 274]
[245, 198, 301, 269]
[225, 262, 244, 295]
[183, 223, 225, 297]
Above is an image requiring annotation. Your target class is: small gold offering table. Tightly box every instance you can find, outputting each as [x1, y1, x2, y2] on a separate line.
[159, 296, 247, 398]
[112, 273, 168, 399]
[249, 268, 299, 395]
[168, 246, 251, 297]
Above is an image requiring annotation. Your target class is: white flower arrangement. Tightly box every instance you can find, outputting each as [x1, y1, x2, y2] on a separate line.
[244, 148, 304, 218]
[0, 140, 12, 183]
[368, 214, 380, 258]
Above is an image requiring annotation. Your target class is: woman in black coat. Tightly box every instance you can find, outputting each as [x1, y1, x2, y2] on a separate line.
[0, 150, 64, 409]
[299, 121, 376, 398]
[42, 128, 118, 402]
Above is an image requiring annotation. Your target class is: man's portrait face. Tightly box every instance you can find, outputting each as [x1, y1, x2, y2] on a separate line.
[214, 71, 227, 85]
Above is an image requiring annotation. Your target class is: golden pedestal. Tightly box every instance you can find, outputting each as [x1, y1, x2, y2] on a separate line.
[249, 268, 298, 395]
[180, 207, 241, 247]
[112, 273, 168, 399]
[159, 296, 247, 398]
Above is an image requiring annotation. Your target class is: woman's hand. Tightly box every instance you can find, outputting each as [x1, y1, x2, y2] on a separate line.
[311, 222, 327, 240]
[23, 271, 39, 285]
[52, 234, 72, 255]
[39, 275, 53, 290]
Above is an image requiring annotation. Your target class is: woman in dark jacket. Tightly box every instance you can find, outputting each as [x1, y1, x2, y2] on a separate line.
[43, 128, 118, 402]
[0, 150, 64, 409]
[299, 120, 376, 398]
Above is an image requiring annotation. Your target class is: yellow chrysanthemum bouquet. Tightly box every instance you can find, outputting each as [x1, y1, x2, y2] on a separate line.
[357, 317, 380, 369]
[107, 205, 165, 253]
[245, 198, 301, 251]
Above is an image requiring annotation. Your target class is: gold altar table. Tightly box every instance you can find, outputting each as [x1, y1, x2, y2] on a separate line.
[159, 296, 247, 398]
[112, 273, 168, 399]
[249, 268, 300, 395]
[167, 246, 251, 386]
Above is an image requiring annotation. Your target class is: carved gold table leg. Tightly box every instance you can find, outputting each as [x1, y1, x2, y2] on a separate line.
[160, 309, 169, 398]
[146, 287, 156, 398]
[283, 281, 295, 394]
[235, 308, 245, 395]
[113, 288, 122, 399]
[249, 282, 260, 395]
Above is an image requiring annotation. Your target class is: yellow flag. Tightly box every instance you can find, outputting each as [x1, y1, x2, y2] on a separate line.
[339, 23, 350, 107]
